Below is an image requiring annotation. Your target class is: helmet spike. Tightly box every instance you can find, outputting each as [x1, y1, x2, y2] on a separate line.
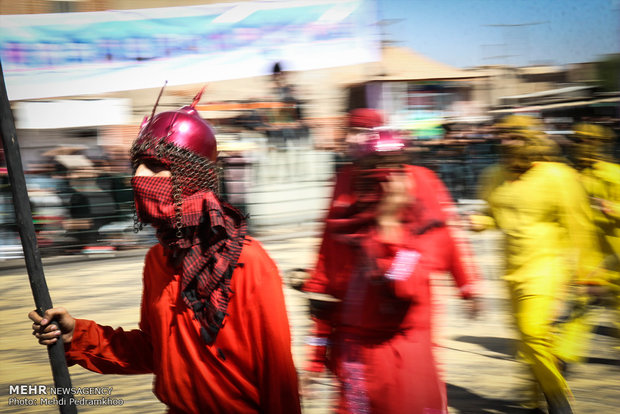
[190, 85, 207, 109]
[133, 85, 218, 162]
[149, 80, 168, 123]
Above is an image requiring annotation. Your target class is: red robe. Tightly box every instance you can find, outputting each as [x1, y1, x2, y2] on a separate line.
[65, 237, 301, 414]
[303, 165, 478, 414]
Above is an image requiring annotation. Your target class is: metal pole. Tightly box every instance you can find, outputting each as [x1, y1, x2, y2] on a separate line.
[0, 59, 77, 413]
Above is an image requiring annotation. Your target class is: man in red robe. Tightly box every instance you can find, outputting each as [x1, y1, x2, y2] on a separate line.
[303, 110, 480, 413]
[29, 90, 301, 414]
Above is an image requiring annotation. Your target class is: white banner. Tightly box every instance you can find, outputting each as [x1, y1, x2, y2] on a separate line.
[0, 0, 380, 100]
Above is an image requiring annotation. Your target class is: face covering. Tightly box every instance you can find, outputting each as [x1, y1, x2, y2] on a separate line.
[132, 175, 247, 344]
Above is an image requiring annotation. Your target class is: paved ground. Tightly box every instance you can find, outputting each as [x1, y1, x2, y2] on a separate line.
[1, 226, 618, 413]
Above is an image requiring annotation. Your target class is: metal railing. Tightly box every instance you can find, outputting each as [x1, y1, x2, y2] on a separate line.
[0, 143, 500, 259]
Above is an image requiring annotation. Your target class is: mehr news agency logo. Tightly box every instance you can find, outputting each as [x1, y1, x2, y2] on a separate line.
[7, 384, 124, 407]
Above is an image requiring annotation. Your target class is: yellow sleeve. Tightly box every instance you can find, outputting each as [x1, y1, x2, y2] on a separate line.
[470, 214, 496, 231]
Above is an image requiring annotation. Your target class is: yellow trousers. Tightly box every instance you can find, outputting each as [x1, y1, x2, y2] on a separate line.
[554, 281, 620, 364]
[508, 281, 572, 407]
[553, 294, 593, 364]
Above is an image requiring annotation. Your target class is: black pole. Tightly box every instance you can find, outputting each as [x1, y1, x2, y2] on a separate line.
[0, 60, 77, 413]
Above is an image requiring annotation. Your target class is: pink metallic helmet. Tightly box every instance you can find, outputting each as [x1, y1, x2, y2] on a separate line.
[130, 87, 221, 198]
[134, 88, 217, 162]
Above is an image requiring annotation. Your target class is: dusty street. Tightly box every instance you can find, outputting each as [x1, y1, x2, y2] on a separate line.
[1, 229, 618, 413]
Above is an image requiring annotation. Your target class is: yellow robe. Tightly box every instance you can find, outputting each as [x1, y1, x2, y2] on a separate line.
[554, 160, 620, 364]
[474, 161, 601, 407]
[580, 160, 620, 273]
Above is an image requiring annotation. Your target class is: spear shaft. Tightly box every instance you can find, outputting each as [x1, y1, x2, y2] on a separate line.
[0, 59, 77, 413]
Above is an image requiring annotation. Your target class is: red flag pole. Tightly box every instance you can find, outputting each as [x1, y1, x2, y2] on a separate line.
[0, 59, 78, 413]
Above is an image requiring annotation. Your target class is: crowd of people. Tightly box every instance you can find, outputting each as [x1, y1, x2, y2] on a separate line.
[25, 87, 618, 414]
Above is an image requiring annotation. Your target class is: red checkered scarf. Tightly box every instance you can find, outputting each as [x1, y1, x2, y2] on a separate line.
[131, 176, 247, 344]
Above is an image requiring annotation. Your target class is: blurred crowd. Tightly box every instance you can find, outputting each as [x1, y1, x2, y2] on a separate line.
[0, 145, 150, 257]
[0, 104, 618, 260]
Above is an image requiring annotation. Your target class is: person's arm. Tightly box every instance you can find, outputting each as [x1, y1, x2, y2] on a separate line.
[420, 168, 480, 301]
[29, 311, 154, 375]
[63, 319, 153, 375]
[440, 226, 482, 318]
[30, 273, 155, 375]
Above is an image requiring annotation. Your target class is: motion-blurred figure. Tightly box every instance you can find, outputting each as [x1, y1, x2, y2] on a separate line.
[29, 91, 301, 413]
[554, 122, 620, 367]
[303, 109, 480, 414]
[470, 115, 601, 414]
[267, 61, 308, 148]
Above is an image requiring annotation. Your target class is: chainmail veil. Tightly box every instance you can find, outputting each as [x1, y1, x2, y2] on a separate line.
[130, 137, 221, 235]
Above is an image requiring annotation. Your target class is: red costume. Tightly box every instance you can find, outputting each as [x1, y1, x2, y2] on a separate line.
[303, 164, 478, 414]
[62, 91, 301, 413]
[66, 238, 300, 413]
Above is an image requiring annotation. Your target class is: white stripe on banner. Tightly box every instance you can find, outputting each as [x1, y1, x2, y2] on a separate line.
[385, 249, 421, 282]
[0, 0, 380, 100]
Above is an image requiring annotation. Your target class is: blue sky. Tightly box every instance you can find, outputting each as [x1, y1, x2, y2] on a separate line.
[376, 0, 619, 68]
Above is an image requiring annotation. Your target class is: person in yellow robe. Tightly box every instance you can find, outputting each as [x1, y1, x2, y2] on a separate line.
[553, 122, 620, 367]
[470, 116, 601, 414]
